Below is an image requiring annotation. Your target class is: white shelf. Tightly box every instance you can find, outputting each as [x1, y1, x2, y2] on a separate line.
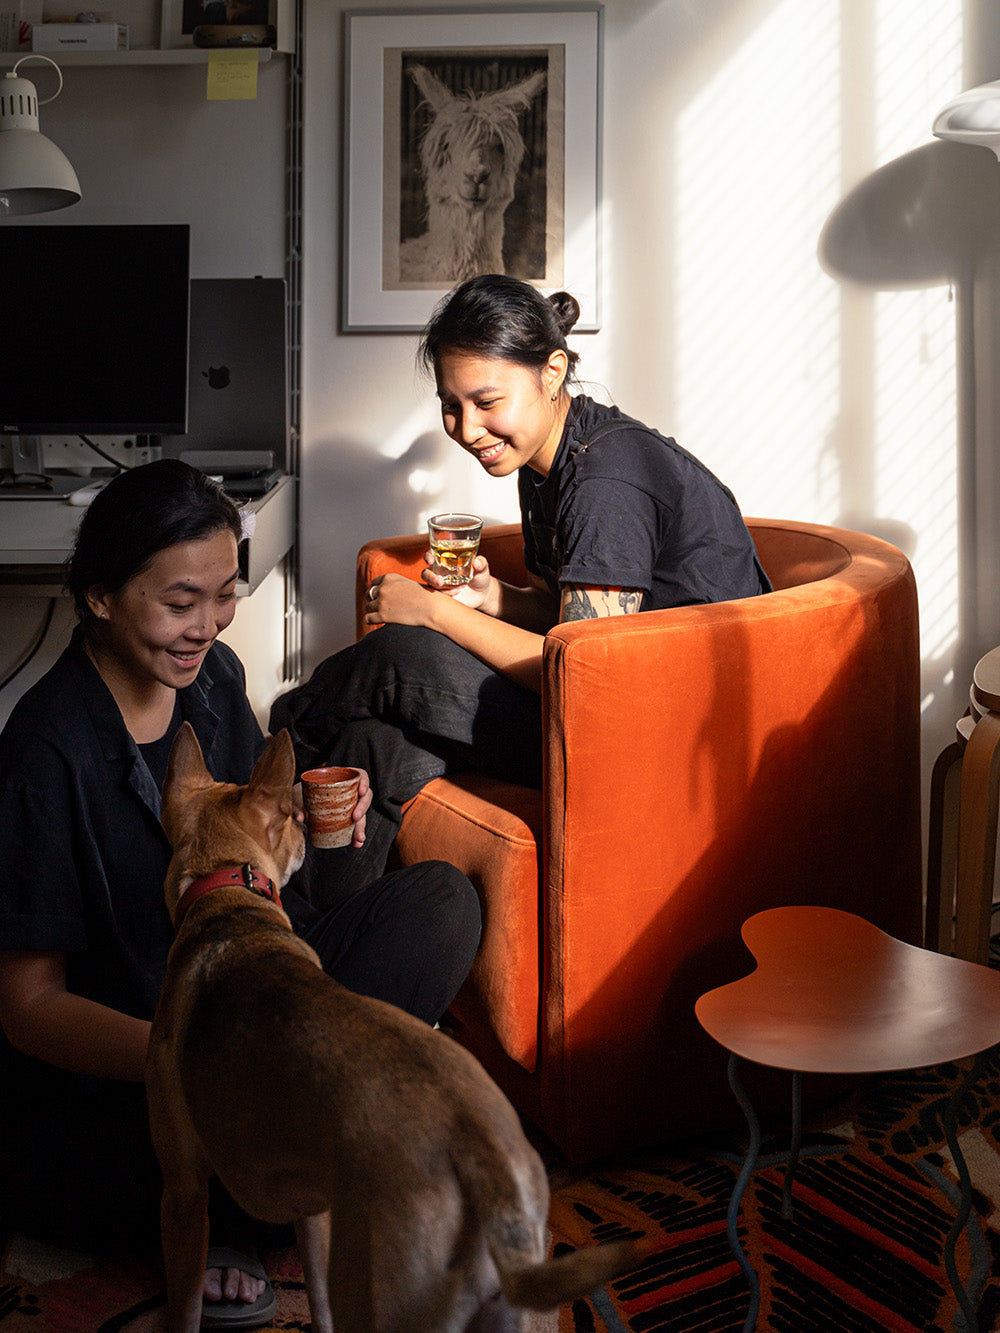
[0, 46, 283, 67]
[1, 0, 295, 66]
[0, 474, 296, 598]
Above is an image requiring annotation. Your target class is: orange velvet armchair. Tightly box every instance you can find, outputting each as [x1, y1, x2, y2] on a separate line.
[354, 519, 923, 1162]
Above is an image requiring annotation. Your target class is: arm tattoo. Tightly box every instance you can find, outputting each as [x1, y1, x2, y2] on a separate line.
[564, 587, 599, 621]
[619, 589, 643, 614]
[562, 586, 644, 621]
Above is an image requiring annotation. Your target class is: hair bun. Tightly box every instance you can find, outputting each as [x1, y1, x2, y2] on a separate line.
[548, 290, 581, 337]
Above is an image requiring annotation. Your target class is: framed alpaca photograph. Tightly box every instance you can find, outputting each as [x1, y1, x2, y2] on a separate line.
[343, 6, 603, 332]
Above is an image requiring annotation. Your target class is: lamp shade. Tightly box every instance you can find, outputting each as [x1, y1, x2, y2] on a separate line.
[933, 80, 1000, 160]
[0, 65, 80, 216]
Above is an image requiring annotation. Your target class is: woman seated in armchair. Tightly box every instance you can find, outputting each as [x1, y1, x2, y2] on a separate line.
[271, 273, 770, 884]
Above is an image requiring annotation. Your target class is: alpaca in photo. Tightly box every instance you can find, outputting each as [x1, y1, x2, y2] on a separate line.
[399, 63, 546, 284]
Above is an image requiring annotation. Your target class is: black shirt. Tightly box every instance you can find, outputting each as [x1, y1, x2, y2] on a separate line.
[0, 630, 267, 1110]
[519, 396, 769, 607]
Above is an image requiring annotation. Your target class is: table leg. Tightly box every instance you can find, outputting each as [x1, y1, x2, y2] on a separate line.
[782, 1070, 803, 1221]
[942, 1056, 983, 1333]
[954, 710, 1000, 964]
[925, 736, 966, 953]
[726, 1053, 762, 1333]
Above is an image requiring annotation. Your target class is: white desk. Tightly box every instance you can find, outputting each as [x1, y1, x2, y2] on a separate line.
[0, 474, 296, 597]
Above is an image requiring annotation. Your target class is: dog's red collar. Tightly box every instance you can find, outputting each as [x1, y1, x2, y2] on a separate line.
[173, 863, 281, 930]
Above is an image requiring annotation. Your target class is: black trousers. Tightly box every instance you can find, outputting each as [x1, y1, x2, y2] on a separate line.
[269, 624, 544, 888]
[0, 860, 481, 1257]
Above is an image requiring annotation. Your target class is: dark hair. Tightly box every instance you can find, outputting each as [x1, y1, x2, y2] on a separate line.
[66, 459, 243, 622]
[418, 274, 581, 380]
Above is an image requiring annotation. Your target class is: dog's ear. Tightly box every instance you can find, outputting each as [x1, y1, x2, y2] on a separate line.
[248, 729, 297, 798]
[162, 722, 216, 840]
[164, 722, 214, 794]
[241, 730, 297, 843]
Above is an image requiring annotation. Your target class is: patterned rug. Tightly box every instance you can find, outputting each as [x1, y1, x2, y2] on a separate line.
[3, 1047, 1000, 1332]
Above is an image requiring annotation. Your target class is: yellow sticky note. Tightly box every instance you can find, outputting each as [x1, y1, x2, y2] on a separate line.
[206, 49, 259, 101]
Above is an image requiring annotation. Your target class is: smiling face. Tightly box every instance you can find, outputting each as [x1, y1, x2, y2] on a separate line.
[435, 349, 569, 478]
[86, 529, 240, 694]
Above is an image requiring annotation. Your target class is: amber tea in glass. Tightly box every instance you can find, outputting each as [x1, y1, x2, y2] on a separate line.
[428, 513, 483, 586]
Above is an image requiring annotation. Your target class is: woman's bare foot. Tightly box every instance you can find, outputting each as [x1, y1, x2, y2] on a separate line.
[200, 1244, 274, 1322]
[203, 1259, 267, 1305]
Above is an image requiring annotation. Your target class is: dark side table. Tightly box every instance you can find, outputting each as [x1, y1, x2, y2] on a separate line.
[695, 905, 1000, 1333]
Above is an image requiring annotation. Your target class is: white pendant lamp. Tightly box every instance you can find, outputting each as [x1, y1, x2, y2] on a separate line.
[933, 80, 1000, 160]
[0, 54, 81, 216]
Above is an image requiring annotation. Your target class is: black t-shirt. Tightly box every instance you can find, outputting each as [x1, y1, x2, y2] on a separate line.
[136, 696, 184, 791]
[518, 396, 769, 608]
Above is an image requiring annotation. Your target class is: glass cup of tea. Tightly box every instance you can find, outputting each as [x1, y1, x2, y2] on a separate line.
[427, 513, 484, 586]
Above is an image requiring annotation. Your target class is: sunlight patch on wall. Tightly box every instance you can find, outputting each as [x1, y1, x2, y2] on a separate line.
[673, 0, 963, 678]
[874, 0, 962, 168]
[672, 0, 841, 520]
[872, 0, 962, 669]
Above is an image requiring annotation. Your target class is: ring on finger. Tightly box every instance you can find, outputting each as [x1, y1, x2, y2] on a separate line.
[367, 583, 378, 601]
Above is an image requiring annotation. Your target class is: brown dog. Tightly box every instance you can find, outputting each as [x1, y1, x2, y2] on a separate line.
[147, 722, 646, 1332]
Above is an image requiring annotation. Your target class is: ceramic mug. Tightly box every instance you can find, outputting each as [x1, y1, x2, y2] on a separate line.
[300, 766, 363, 849]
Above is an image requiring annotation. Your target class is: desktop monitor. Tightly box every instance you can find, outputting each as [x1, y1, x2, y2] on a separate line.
[162, 276, 288, 469]
[0, 223, 190, 436]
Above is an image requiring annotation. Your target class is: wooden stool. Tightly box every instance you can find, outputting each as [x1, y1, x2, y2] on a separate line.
[926, 644, 1000, 963]
[696, 906, 1000, 1333]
